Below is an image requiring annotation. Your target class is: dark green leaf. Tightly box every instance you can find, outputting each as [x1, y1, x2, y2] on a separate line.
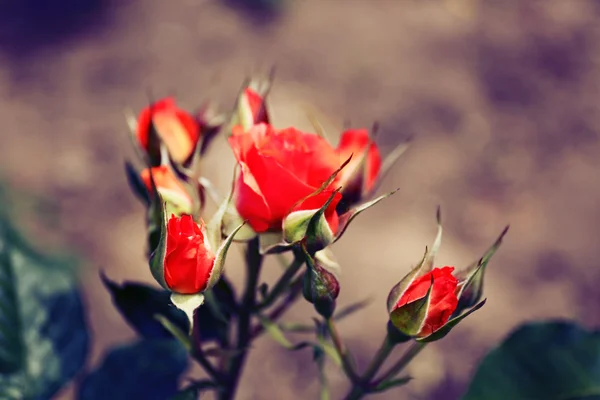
[0, 219, 89, 400]
[193, 278, 236, 345]
[463, 321, 600, 400]
[101, 274, 189, 339]
[333, 298, 372, 321]
[124, 161, 150, 205]
[170, 379, 220, 400]
[78, 339, 188, 400]
[373, 376, 412, 392]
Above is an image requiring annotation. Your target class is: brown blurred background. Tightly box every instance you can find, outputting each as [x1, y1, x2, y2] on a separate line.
[1, 0, 600, 399]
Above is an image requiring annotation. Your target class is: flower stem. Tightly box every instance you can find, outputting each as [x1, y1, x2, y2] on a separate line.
[250, 274, 304, 339]
[362, 333, 395, 382]
[218, 237, 263, 400]
[258, 252, 305, 310]
[325, 318, 359, 382]
[342, 333, 395, 400]
[373, 341, 426, 388]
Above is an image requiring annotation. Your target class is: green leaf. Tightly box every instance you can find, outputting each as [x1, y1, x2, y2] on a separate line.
[463, 321, 600, 400]
[124, 160, 150, 205]
[101, 274, 189, 339]
[333, 298, 372, 321]
[78, 339, 188, 400]
[170, 380, 219, 400]
[373, 376, 412, 392]
[0, 219, 89, 400]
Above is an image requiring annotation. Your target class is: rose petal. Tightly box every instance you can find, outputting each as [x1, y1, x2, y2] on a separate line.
[244, 144, 317, 227]
[336, 129, 382, 192]
[137, 98, 177, 150]
[234, 161, 272, 232]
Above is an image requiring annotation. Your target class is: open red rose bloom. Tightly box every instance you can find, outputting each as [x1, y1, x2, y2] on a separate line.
[395, 266, 459, 337]
[228, 121, 385, 234]
[164, 214, 216, 294]
[228, 123, 344, 233]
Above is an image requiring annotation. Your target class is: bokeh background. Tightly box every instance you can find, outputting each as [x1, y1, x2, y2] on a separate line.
[1, 0, 600, 399]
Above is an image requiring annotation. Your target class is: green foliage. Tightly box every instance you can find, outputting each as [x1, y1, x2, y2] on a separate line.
[102, 274, 189, 339]
[0, 216, 89, 399]
[78, 339, 188, 400]
[464, 321, 600, 400]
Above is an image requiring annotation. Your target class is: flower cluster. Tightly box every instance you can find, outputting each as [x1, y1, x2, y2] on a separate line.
[122, 75, 508, 398]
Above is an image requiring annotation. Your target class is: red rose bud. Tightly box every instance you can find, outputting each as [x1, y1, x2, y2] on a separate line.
[141, 166, 193, 215]
[228, 123, 342, 233]
[386, 209, 493, 342]
[164, 215, 216, 294]
[234, 75, 273, 132]
[389, 267, 459, 338]
[334, 128, 382, 211]
[302, 248, 340, 319]
[137, 97, 200, 164]
[149, 192, 246, 329]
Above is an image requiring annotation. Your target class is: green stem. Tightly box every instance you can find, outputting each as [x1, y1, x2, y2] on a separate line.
[373, 341, 426, 387]
[325, 318, 359, 382]
[258, 251, 304, 309]
[362, 333, 395, 382]
[343, 333, 395, 400]
[218, 238, 263, 400]
[250, 274, 304, 339]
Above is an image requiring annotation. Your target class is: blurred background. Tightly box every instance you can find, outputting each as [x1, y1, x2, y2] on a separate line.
[1, 0, 599, 398]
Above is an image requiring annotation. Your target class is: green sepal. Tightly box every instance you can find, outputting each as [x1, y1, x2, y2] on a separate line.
[283, 188, 340, 251]
[424, 206, 443, 272]
[333, 188, 399, 244]
[149, 198, 169, 290]
[386, 247, 428, 313]
[417, 299, 487, 343]
[371, 136, 411, 196]
[389, 274, 434, 337]
[455, 226, 509, 313]
[170, 293, 205, 334]
[207, 221, 246, 290]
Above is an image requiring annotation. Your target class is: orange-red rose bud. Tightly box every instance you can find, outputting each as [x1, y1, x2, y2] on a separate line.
[335, 129, 382, 211]
[140, 166, 193, 215]
[228, 123, 342, 233]
[137, 97, 200, 164]
[242, 87, 269, 126]
[392, 267, 459, 338]
[164, 214, 216, 294]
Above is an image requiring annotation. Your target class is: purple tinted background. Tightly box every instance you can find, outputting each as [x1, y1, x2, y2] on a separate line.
[1, 1, 599, 399]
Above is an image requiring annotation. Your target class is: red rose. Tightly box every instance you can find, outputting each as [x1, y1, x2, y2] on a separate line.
[394, 266, 459, 338]
[164, 214, 216, 294]
[137, 97, 199, 163]
[335, 129, 382, 209]
[228, 123, 342, 233]
[140, 166, 193, 214]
